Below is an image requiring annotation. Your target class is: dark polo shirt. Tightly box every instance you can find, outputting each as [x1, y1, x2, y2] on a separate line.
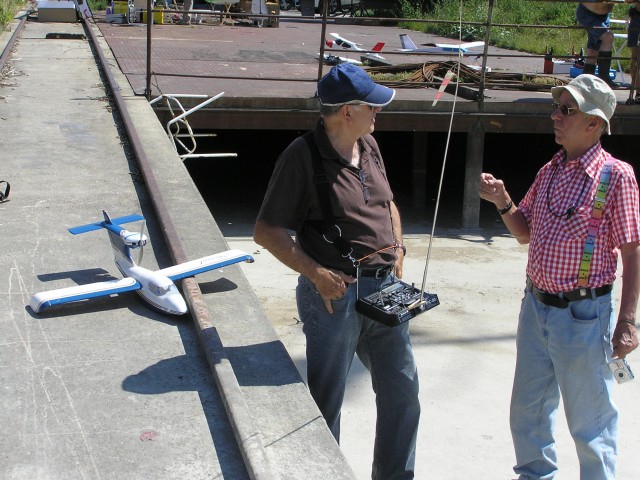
[257, 119, 397, 274]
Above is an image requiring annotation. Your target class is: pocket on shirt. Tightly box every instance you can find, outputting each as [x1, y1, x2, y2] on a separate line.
[562, 207, 590, 240]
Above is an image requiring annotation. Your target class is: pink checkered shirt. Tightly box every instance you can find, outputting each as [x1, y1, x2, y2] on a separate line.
[519, 143, 640, 293]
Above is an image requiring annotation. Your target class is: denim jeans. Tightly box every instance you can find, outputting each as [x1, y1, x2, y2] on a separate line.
[510, 287, 618, 480]
[576, 4, 611, 50]
[296, 274, 420, 480]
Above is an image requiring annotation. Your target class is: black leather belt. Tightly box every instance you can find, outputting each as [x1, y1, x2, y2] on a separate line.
[526, 277, 613, 309]
[357, 266, 392, 278]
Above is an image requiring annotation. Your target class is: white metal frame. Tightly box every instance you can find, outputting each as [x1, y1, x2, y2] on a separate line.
[149, 92, 238, 161]
[611, 18, 629, 84]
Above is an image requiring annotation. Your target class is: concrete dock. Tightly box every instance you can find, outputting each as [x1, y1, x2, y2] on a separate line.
[1, 9, 639, 480]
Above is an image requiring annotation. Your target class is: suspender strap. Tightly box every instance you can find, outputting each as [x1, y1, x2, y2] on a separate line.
[302, 132, 357, 262]
[576, 159, 615, 288]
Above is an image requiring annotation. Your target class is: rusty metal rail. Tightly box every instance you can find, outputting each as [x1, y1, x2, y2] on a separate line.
[0, 9, 30, 73]
[83, 17, 275, 480]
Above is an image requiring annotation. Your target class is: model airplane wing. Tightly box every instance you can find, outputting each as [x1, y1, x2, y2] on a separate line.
[30, 277, 141, 313]
[398, 34, 484, 54]
[157, 249, 254, 282]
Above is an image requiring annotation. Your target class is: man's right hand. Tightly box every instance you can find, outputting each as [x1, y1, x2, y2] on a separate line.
[312, 267, 357, 314]
[480, 172, 509, 208]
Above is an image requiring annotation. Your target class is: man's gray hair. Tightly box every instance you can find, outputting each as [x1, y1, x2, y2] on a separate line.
[319, 102, 345, 117]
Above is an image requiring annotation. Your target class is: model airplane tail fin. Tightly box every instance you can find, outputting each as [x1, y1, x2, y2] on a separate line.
[399, 34, 417, 50]
[371, 42, 385, 52]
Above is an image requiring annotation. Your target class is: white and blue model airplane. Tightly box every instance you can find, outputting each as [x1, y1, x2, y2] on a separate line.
[29, 211, 254, 316]
[397, 33, 485, 55]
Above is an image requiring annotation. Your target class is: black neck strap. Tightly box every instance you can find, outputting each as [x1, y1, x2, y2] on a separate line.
[302, 132, 357, 262]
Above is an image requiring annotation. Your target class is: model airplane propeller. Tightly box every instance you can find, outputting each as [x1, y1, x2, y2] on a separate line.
[397, 34, 485, 55]
[29, 211, 254, 316]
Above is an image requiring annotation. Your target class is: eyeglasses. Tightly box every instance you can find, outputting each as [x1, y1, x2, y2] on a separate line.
[552, 102, 578, 117]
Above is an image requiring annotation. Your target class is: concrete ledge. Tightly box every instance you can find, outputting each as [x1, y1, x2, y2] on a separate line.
[87, 20, 356, 479]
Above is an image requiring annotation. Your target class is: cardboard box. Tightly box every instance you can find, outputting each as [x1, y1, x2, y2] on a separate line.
[551, 60, 572, 75]
[38, 1, 78, 22]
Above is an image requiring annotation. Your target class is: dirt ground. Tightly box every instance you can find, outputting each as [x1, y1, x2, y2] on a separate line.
[227, 226, 640, 480]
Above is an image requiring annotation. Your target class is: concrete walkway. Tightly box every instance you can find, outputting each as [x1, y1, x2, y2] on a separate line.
[0, 15, 352, 480]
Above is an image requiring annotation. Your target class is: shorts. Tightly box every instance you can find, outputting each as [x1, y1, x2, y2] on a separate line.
[629, 13, 640, 48]
[577, 3, 611, 50]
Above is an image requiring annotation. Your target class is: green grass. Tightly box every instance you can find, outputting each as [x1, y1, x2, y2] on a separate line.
[88, 0, 109, 12]
[399, 0, 631, 65]
[1, 0, 26, 30]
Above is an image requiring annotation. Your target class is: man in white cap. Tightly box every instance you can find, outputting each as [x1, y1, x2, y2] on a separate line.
[254, 63, 420, 479]
[480, 75, 640, 479]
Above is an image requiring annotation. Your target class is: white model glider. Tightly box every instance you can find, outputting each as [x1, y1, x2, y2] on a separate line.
[398, 34, 485, 55]
[29, 211, 254, 316]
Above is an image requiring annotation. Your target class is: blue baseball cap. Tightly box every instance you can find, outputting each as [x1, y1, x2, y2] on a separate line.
[316, 63, 395, 107]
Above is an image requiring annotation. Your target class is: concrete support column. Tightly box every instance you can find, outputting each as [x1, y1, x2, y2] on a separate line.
[462, 122, 485, 229]
[411, 132, 428, 207]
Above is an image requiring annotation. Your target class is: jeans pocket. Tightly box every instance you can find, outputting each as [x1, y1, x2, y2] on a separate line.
[296, 275, 315, 324]
[568, 298, 599, 324]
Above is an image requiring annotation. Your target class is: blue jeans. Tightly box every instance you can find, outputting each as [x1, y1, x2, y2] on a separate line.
[510, 286, 618, 480]
[296, 274, 420, 480]
[577, 4, 611, 50]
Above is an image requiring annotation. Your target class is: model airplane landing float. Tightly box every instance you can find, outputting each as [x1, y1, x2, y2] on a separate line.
[398, 34, 485, 55]
[29, 211, 254, 316]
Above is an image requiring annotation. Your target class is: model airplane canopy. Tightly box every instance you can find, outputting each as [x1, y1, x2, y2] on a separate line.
[30, 211, 254, 316]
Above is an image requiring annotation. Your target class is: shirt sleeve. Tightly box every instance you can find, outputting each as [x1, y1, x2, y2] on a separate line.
[256, 137, 312, 232]
[608, 161, 640, 248]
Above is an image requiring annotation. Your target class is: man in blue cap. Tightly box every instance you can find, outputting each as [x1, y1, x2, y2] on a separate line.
[254, 63, 420, 479]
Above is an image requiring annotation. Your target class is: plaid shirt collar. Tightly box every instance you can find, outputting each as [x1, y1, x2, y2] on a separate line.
[552, 142, 604, 181]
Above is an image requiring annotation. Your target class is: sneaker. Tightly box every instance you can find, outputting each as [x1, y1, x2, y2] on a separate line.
[634, 95, 640, 105]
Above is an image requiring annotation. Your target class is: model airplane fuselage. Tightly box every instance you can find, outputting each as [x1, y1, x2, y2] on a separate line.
[397, 34, 485, 55]
[29, 211, 254, 316]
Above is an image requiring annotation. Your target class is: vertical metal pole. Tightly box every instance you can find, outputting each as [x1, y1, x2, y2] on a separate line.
[145, 0, 153, 99]
[317, 0, 330, 81]
[477, 0, 495, 105]
[462, 121, 484, 229]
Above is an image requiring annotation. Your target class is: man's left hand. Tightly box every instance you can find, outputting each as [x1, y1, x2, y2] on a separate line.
[613, 321, 638, 358]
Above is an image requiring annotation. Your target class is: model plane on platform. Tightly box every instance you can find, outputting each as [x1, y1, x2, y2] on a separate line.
[322, 33, 390, 66]
[397, 34, 485, 55]
[29, 211, 254, 316]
